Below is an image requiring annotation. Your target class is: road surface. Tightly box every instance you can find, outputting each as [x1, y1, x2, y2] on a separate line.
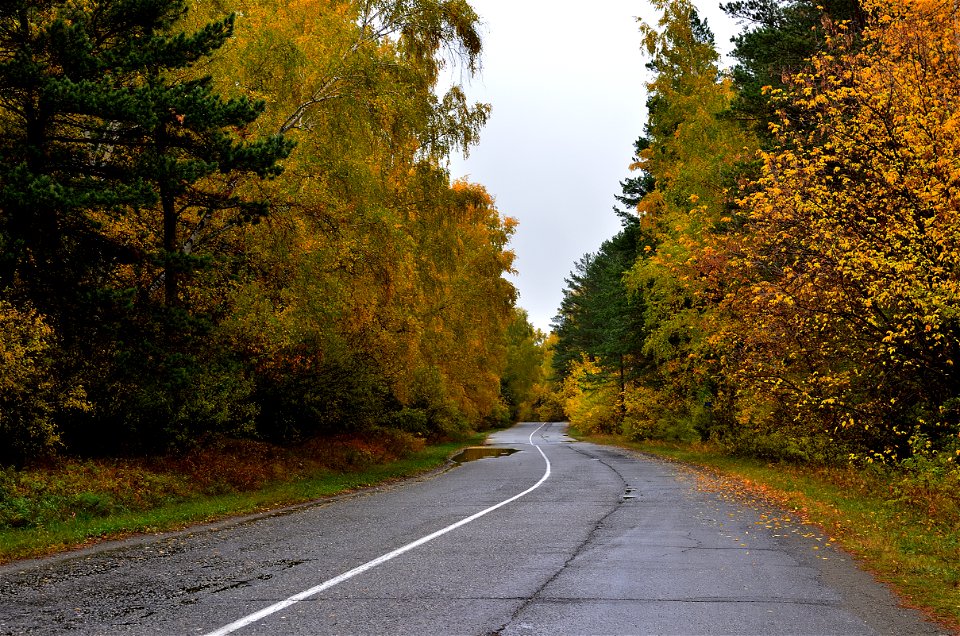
[0, 422, 945, 635]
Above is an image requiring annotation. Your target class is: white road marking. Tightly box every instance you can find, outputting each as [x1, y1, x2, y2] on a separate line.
[201, 423, 553, 636]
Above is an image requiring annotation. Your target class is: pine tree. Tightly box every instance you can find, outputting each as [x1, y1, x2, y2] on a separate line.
[721, 0, 865, 142]
[0, 0, 292, 453]
[0, 0, 292, 317]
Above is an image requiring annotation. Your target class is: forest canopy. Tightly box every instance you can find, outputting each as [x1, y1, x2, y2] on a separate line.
[6, 0, 960, 480]
[0, 0, 534, 465]
[550, 0, 960, 473]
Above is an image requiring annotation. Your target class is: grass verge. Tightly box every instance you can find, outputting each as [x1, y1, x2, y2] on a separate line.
[576, 431, 960, 633]
[0, 432, 486, 564]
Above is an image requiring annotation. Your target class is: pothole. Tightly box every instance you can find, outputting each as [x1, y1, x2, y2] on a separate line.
[451, 447, 521, 464]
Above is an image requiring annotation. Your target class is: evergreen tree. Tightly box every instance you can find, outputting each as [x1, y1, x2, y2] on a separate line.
[721, 0, 865, 142]
[616, 137, 656, 212]
[0, 0, 292, 453]
[552, 201, 650, 395]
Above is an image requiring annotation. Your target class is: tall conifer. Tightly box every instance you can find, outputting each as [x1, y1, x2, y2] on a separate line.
[0, 0, 292, 452]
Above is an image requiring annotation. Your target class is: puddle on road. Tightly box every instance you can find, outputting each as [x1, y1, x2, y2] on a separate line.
[452, 447, 520, 464]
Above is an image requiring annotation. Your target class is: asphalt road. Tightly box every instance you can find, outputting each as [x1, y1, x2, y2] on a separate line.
[0, 422, 945, 635]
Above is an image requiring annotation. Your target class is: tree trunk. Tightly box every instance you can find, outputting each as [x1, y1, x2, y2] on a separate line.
[162, 187, 179, 307]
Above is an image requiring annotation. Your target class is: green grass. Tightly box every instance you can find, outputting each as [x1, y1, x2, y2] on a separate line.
[575, 431, 960, 632]
[0, 435, 483, 564]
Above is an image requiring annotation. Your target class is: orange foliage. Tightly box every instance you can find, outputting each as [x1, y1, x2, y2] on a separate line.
[725, 0, 960, 459]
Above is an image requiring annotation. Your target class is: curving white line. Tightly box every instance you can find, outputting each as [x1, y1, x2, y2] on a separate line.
[202, 423, 553, 636]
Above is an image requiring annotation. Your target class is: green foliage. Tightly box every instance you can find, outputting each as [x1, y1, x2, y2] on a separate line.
[721, 0, 865, 143]
[252, 344, 395, 444]
[407, 366, 472, 439]
[501, 309, 545, 422]
[385, 408, 431, 438]
[0, 461, 188, 530]
[107, 354, 258, 453]
[552, 213, 649, 383]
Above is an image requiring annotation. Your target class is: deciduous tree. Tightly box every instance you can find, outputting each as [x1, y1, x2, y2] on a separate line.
[727, 0, 960, 460]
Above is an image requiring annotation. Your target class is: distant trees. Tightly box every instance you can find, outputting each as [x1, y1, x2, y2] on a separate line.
[501, 309, 545, 423]
[551, 212, 648, 433]
[0, 0, 528, 464]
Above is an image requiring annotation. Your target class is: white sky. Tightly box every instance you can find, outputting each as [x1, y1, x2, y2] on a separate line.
[447, 1, 740, 333]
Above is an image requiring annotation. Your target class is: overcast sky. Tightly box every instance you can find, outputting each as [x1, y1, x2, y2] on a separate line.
[446, 1, 741, 333]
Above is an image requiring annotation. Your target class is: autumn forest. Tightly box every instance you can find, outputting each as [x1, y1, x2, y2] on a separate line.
[0, 0, 539, 466]
[2, 0, 959, 493]
[551, 0, 960, 480]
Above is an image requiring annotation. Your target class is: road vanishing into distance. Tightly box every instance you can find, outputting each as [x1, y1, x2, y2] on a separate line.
[0, 422, 945, 635]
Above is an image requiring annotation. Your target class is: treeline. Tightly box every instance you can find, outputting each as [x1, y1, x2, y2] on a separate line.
[0, 0, 540, 465]
[549, 0, 960, 471]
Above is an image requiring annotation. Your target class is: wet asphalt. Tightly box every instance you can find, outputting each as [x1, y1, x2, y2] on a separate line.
[0, 422, 946, 635]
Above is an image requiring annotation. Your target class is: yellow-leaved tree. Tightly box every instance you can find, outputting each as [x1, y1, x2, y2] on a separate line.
[623, 0, 757, 440]
[728, 0, 960, 461]
[183, 0, 515, 441]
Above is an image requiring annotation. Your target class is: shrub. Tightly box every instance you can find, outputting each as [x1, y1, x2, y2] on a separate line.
[561, 357, 620, 434]
[0, 301, 89, 465]
[385, 407, 431, 437]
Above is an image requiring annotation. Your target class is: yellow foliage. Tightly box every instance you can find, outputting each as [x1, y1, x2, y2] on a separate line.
[183, 0, 514, 435]
[561, 357, 620, 434]
[0, 302, 90, 462]
[725, 0, 960, 454]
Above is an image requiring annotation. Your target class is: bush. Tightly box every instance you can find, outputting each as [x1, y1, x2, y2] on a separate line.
[0, 461, 188, 529]
[253, 349, 393, 444]
[561, 357, 620, 434]
[621, 384, 727, 443]
[385, 407, 431, 437]
[482, 399, 513, 429]
[0, 301, 89, 465]
[536, 389, 566, 423]
[407, 366, 472, 439]
[97, 351, 259, 454]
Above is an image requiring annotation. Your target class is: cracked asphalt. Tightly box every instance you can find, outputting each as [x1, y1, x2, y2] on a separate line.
[0, 422, 946, 635]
